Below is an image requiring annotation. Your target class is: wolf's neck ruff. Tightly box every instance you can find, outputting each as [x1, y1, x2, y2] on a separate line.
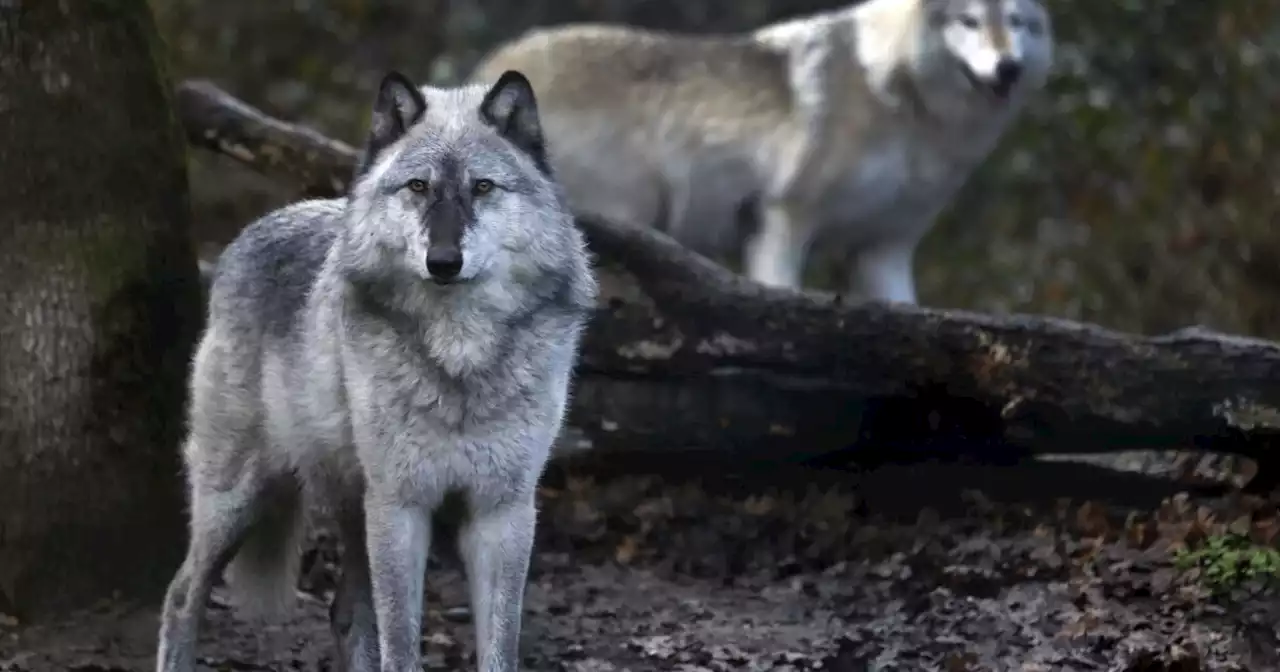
[340, 262, 518, 377]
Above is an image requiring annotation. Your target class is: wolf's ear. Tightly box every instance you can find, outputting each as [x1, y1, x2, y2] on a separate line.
[478, 70, 551, 175]
[354, 71, 428, 181]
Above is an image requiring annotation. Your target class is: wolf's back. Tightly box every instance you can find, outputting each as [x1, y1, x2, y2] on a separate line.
[205, 198, 347, 341]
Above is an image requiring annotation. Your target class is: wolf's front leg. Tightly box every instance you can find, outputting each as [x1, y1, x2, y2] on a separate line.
[847, 203, 947, 305]
[460, 497, 538, 672]
[848, 241, 919, 305]
[363, 489, 431, 672]
[743, 198, 818, 290]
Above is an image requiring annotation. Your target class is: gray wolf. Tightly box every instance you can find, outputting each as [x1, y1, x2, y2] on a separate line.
[470, 0, 1053, 304]
[155, 69, 598, 672]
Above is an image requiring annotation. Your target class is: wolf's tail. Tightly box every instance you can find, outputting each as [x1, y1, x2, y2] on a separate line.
[222, 481, 306, 621]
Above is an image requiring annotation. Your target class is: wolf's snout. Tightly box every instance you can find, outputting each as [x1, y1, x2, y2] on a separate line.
[427, 247, 463, 282]
[993, 58, 1023, 94]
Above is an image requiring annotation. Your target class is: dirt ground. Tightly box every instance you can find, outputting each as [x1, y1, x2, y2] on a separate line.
[3, 455, 1279, 672]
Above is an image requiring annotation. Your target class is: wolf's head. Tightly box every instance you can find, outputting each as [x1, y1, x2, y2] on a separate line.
[343, 69, 581, 288]
[918, 0, 1053, 103]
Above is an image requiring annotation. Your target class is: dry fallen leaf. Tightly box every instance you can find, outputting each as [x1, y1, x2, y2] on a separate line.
[1124, 511, 1156, 549]
[743, 494, 775, 516]
[1254, 516, 1280, 545]
[565, 475, 595, 494]
[1227, 514, 1251, 536]
[944, 650, 979, 672]
[1076, 500, 1111, 538]
[615, 534, 639, 565]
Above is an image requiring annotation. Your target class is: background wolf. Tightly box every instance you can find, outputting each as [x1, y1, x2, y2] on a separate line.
[155, 69, 598, 672]
[471, 0, 1053, 305]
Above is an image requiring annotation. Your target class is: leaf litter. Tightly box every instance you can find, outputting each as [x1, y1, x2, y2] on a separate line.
[1, 457, 1278, 671]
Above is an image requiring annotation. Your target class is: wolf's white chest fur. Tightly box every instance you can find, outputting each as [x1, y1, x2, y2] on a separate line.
[732, 0, 1045, 302]
[815, 124, 994, 245]
[755, 14, 1015, 249]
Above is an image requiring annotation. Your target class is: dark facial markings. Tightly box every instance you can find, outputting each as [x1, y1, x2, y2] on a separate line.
[400, 154, 505, 277]
[409, 155, 474, 264]
[984, 1, 1012, 51]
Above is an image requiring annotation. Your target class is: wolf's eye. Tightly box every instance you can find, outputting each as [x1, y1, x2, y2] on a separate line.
[472, 179, 495, 196]
[959, 14, 981, 29]
[407, 179, 428, 193]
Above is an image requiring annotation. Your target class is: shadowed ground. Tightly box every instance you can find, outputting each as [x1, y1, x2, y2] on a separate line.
[3, 458, 1277, 671]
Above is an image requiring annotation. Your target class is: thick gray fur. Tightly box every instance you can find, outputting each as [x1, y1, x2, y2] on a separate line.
[471, 0, 1054, 304]
[155, 70, 598, 672]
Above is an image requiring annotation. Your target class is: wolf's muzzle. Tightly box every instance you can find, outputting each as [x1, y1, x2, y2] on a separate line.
[427, 247, 463, 283]
[991, 58, 1023, 97]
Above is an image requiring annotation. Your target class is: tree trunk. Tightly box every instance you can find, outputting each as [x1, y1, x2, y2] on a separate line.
[0, 0, 201, 622]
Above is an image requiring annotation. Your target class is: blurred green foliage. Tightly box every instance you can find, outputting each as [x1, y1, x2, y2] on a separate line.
[925, 1, 1280, 336]
[149, 0, 1280, 337]
[1174, 532, 1280, 597]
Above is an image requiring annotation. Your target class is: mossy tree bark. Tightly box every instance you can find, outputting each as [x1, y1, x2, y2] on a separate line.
[0, 0, 201, 622]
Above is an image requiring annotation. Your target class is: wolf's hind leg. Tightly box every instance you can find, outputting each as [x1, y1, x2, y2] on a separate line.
[460, 496, 538, 672]
[155, 437, 272, 672]
[329, 496, 379, 672]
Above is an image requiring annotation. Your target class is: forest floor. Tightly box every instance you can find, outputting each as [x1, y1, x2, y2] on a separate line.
[3, 454, 1280, 672]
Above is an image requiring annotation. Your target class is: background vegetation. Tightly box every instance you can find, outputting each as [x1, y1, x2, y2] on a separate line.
[151, 0, 1280, 336]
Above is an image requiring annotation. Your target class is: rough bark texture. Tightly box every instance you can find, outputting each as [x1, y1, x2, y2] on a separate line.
[174, 80, 1280, 481]
[0, 1, 202, 622]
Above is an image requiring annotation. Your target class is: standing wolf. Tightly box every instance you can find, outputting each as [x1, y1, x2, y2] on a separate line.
[471, 0, 1054, 304]
[155, 69, 597, 672]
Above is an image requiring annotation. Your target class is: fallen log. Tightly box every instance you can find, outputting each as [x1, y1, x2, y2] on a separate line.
[175, 78, 1280, 486]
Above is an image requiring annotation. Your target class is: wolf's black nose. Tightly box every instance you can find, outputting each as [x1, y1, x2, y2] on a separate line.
[427, 248, 463, 281]
[994, 58, 1022, 89]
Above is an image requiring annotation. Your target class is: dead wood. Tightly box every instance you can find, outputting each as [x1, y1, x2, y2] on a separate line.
[174, 79, 1280, 485]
